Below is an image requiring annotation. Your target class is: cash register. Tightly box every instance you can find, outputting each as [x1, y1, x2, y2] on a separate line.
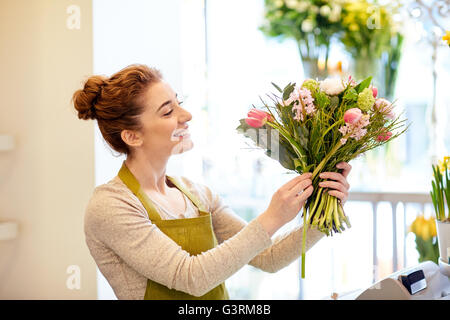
[333, 259, 450, 300]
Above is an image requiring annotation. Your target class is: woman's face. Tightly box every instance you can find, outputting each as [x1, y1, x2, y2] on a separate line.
[135, 81, 193, 157]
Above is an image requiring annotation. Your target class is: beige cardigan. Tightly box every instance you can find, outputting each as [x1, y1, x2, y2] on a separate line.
[84, 175, 324, 299]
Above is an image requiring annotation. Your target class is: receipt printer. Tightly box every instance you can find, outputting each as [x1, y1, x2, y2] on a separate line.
[355, 261, 450, 300]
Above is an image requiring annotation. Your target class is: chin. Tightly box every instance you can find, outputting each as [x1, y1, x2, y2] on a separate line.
[170, 138, 194, 155]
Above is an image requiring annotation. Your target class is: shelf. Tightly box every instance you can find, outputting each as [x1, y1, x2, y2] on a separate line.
[0, 221, 18, 240]
[0, 135, 14, 151]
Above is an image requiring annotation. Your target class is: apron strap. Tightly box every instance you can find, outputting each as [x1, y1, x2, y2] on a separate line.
[118, 161, 210, 220]
[166, 176, 209, 215]
[118, 161, 162, 221]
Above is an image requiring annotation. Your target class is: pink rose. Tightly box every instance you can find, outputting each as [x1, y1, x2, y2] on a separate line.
[344, 108, 362, 125]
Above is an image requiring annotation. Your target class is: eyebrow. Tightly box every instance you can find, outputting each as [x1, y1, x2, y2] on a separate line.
[156, 94, 178, 113]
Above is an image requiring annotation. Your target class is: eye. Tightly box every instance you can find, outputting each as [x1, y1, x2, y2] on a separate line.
[164, 109, 173, 116]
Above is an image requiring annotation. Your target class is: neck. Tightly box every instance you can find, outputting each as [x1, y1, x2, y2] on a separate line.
[125, 152, 171, 195]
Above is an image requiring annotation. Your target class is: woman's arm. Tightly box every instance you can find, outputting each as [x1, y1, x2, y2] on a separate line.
[207, 162, 352, 273]
[211, 202, 324, 273]
[85, 184, 272, 298]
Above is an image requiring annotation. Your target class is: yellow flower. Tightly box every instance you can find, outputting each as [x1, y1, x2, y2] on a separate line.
[349, 23, 359, 31]
[429, 217, 437, 238]
[409, 215, 437, 241]
[443, 30, 450, 46]
[438, 156, 450, 173]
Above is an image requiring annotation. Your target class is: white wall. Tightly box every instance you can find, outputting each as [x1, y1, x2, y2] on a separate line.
[92, 0, 189, 299]
[0, 0, 97, 299]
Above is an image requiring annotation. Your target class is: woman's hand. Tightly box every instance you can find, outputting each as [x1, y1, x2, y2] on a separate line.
[318, 162, 352, 205]
[257, 173, 313, 237]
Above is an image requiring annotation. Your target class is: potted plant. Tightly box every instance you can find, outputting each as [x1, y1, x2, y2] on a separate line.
[430, 156, 450, 264]
[408, 215, 439, 264]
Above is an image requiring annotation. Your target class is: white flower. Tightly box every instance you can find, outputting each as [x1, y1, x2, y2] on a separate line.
[301, 19, 314, 32]
[319, 78, 346, 96]
[329, 4, 342, 22]
[310, 5, 319, 14]
[273, 0, 284, 8]
[319, 5, 331, 16]
[296, 1, 310, 12]
[285, 0, 298, 9]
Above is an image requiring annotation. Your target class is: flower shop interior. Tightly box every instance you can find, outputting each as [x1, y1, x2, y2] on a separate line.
[0, 0, 449, 300]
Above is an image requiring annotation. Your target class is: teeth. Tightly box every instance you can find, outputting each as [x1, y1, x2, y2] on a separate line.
[173, 130, 188, 137]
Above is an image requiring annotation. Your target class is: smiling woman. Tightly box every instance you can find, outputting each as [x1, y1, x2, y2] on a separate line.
[73, 64, 163, 155]
[72, 64, 350, 300]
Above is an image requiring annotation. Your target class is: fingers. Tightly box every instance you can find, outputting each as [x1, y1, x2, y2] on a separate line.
[319, 180, 348, 195]
[319, 171, 350, 190]
[328, 190, 347, 204]
[336, 162, 352, 178]
[280, 172, 312, 193]
[297, 185, 313, 202]
[290, 177, 313, 196]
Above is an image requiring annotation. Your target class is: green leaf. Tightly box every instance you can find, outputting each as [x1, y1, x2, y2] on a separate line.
[282, 82, 296, 101]
[238, 118, 297, 171]
[354, 76, 372, 93]
[296, 126, 309, 149]
[271, 82, 282, 93]
[343, 88, 358, 102]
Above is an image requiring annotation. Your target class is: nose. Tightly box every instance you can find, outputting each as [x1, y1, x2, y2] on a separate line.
[180, 106, 192, 123]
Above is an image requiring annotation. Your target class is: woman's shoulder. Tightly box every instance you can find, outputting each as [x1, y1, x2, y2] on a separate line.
[84, 176, 147, 225]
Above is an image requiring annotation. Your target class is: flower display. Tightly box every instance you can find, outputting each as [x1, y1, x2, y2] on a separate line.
[260, 0, 346, 77]
[431, 156, 450, 222]
[237, 75, 408, 278]
[409, 215, 439, 264]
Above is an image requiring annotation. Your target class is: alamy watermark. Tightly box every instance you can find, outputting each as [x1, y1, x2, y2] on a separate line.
[66, 5, 81, 30]
[66, 265, 81, 290]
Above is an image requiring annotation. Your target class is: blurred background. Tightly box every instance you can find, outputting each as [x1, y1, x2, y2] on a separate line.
[0, 0, 449, 299]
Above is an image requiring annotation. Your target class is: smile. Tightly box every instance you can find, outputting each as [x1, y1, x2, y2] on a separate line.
[172, 129, 191, 140]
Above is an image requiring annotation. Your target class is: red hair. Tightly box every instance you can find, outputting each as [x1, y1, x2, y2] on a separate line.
[73, 64, 163, 155]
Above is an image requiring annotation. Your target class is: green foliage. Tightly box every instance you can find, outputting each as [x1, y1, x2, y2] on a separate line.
[430, 160, 450, 221]
[415, 236, 439, 264]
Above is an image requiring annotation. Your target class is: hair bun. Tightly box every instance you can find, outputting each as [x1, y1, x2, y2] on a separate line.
[72, 75, 107, 120]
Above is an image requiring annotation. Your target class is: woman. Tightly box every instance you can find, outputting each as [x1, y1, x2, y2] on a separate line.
[73, 64, 352, 300]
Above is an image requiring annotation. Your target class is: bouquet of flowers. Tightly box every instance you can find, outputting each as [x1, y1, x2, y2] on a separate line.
[409, 215, 439, 264]
[237, 76, 408, 278]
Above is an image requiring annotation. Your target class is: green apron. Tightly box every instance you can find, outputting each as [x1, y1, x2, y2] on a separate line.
[118, 161, 229, 300]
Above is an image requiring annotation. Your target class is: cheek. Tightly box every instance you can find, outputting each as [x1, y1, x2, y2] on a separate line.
[148, 119, 178, 143]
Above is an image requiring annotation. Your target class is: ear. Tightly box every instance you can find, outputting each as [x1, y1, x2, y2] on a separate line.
[121, 129, 143, 148]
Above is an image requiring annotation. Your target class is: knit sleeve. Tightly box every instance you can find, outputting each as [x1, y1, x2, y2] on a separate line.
[191, 180, 325, 273]
[84, 182, 272, 297]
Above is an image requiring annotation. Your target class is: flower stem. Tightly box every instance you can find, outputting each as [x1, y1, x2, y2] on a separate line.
[301, 203, 308, 279]
[311, 135, 349, 180]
